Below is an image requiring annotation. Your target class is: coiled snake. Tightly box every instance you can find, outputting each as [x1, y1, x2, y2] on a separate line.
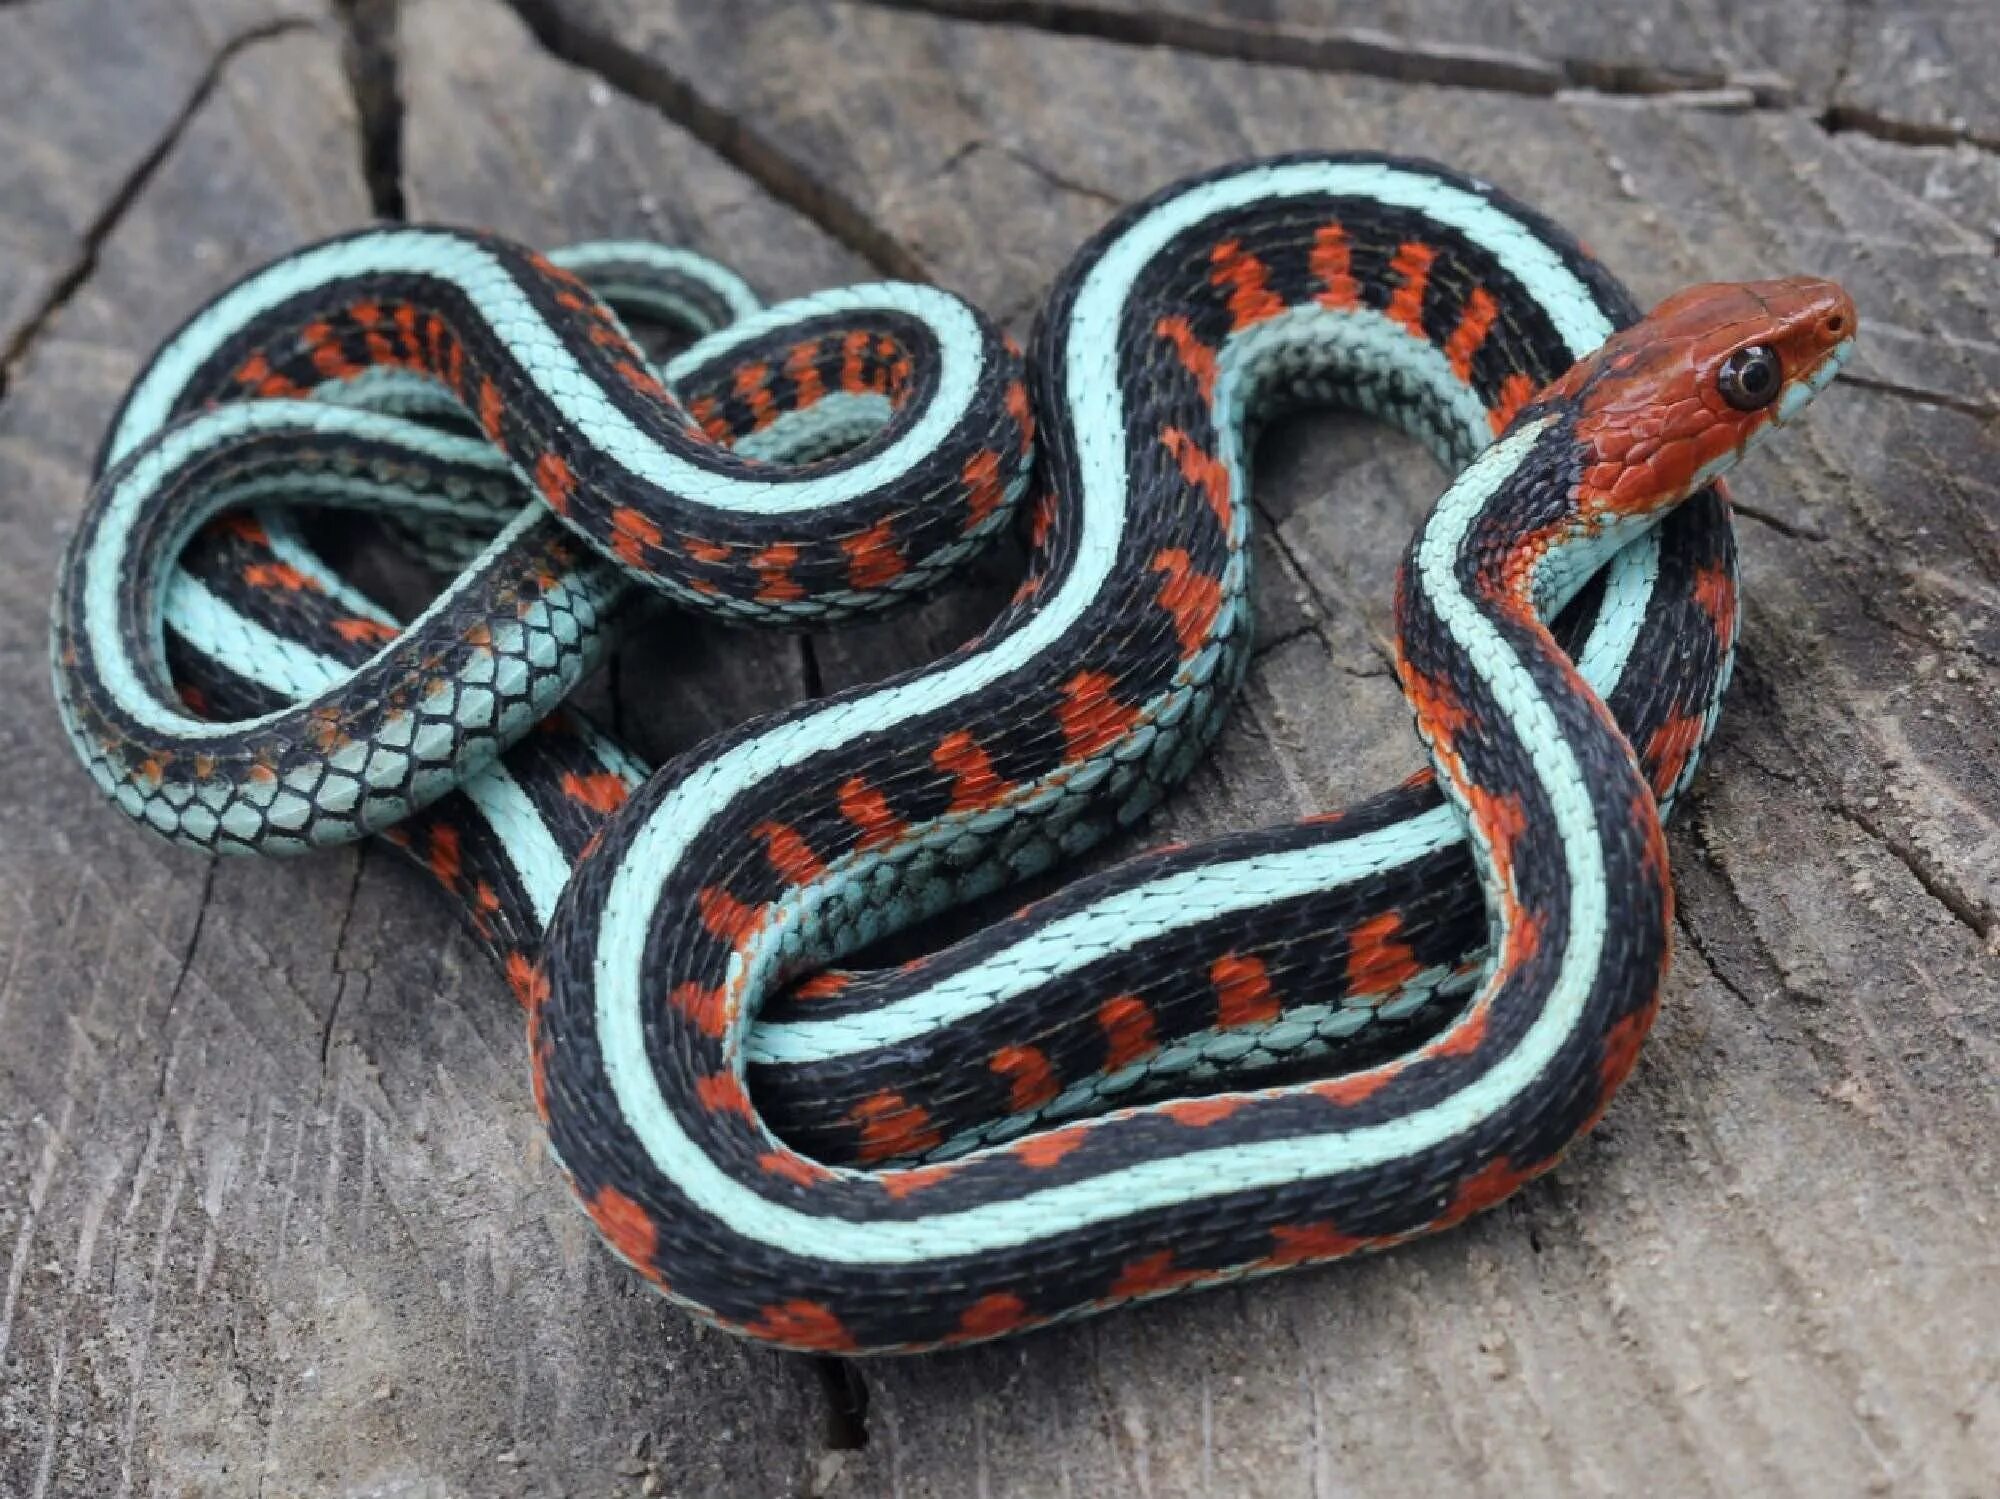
[52, 154, 1854, 1353]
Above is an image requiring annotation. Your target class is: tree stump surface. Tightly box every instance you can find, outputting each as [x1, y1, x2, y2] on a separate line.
[1, 2, 1993, 1495]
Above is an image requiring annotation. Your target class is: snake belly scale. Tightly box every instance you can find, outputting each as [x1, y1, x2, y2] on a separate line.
[51, 153, 1854, 1353]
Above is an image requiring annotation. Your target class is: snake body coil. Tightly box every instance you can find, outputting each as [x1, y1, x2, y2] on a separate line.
[52, 155, 1853, 1353]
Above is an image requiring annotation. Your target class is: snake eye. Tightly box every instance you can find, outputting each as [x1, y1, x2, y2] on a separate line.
[1717, 344, 1783, 411]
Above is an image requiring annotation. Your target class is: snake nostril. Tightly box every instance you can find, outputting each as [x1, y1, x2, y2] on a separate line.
[1824, 312, 1847, 338]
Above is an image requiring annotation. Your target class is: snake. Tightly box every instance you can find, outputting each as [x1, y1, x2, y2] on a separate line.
[51, 153, 1855, 1354]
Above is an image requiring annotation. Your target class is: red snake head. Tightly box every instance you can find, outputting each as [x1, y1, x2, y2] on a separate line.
[1540, 276, 1857, 520]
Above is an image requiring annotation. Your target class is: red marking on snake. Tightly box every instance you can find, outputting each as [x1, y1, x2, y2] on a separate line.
[609, 505, 663, 568]
[1154, 315, 1218, 400]
[478, 377, 505, 442]
[669, 982, 730, 1039]
[1386, 241, 1437, 338]
[1212, 951, 1279, 1027]
[989, 1045, 1059, 1112]
[243, 561, 320, 593]
[504, 952, 549, 1012]
[1643, 707, 1707, 801]
[880, 1162, 958, 1200]
[1312, 1066, 1396, 1108]
[561, 771, 629, 814]
[1489, 372, 1535, 435]
[751, 543, 804, 602]
[962, 448, 1007, 529]
[842, 517, 907, 589]
[1266, 1222, 1374, 1265]
[1208, 239, 1285, 328]
[839, 330, 871, 394]
[1150, 549, 1224, 660]
[1029, 490, 1059, 550]
[848, 1091, 943, 1163]
[233, 351, 304, 397]
[1162, 1095, 1249, 1127]
[1311, 222, 1360, 309]
[785, 340, 825, 407]
[617, 360, 667, 400]
[1434, 1156, 1537, 1231]
[745, 1301, 855, 1353]
[1110, 1251, 1205, 1300]
[1585, 995, 1662, 1132]
[1098, 994, 1158, 1070]
[955, 1293, 1033, 1341]
[684, 536, 729, 565]
[877, 334, 908, 395]
[394, 304, 424, 365]
[1399, 663, 1474, 748]
[346, 300, 400, 367]
[1006, 378, 1034, 454]
[423, 313, 447, 374]
[759, 1151, 831, 1188]
[425, 825, 462, 888]
[1692, 559, 1736, 643]
[933, 731, 1014, 813]
[533, 452, 575, 515]
[1159, 426, 1231, 530]
[839, 775, 907, 849]
[695, 1072, 756, 1118]
[1014, 1128, 1086, 1169]
[795, 972, 851, 1002]
[754, 821, 827, 885]
[689, 395, 730, 443]
[1344, 911, 1421, 998]
[734, 361, 778, 429]
[1426, 1002, 1490, 1059]
[331, 617, 396, 645]
[1444, 286, 1499, 380]
[209, 512, 270, 545]
[587, 1186, 663, 1284]
[697, 886, 761, 946]
[1057, 671, 1139, 761]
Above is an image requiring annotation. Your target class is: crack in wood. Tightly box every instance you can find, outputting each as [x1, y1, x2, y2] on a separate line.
[496, 0, 930, 280]
[160, 860, 219, 1040]
[321, 847, 372, 1075]
[813, 1354, 872, 1451]
[846, 0, 1998, 159]
[334, 0, 407, 219]
[1833, 371, 1999, 423]
[0, 16, 315, 406]
[1820, 794, 1996, 946]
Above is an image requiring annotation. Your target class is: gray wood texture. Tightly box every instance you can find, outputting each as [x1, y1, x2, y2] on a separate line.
[1, 1, 1993, 1494]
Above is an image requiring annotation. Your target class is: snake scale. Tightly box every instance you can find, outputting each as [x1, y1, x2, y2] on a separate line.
[51, 154, 1854, 1353]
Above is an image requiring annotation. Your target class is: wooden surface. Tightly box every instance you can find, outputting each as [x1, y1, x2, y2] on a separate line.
[1, 1, 1995, 1495]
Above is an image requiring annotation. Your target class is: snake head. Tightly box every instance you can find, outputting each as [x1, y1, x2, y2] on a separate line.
[1537, 275, 1857, 520]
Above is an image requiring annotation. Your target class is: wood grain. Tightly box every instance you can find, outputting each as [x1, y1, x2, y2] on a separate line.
[1, 0, 1993, 1493]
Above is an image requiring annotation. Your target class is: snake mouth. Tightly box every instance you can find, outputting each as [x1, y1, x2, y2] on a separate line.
[1774, 333, 1854, 426]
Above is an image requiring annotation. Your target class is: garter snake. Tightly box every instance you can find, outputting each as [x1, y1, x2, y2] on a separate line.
[51, 153, 1854, 1353]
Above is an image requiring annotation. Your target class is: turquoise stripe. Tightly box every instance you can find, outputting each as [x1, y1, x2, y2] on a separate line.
[461, 767, 570, 928]
[162, 572, 354, 699]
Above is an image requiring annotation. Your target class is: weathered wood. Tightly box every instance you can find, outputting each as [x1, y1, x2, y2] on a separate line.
[2, 0, 1995, 1494]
